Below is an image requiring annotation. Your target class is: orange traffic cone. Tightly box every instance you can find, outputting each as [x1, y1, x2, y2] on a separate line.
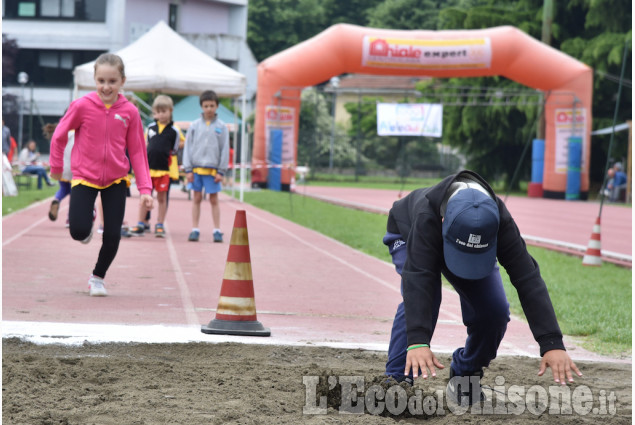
[202, 210, 270, 336]
[581, 216, 602, 266]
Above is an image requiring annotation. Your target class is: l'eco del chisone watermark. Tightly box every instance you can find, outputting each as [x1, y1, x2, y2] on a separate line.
[303, 375, 618, 417]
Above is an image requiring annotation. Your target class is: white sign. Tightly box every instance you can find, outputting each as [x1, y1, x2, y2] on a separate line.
[377, 103, 443, 137]
[265, 106, 296, 165]
[554, 108, 587, 173]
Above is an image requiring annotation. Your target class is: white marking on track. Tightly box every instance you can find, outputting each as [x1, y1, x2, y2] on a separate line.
[164, 224, 199, 326]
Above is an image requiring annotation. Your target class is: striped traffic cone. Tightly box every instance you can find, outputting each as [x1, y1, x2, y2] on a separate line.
[581, 216, 602, 266]
[201, 210, 270, 336]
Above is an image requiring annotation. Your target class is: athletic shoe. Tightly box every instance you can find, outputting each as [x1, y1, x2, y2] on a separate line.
[121, 227, 132, 238]
[48, 200, 60, 221]
[65, 218, 70, 228]
[129, 226, 145, 237]
[446, 367, 485, 407]
[155, 224, 165, 238]
[213, 230, 223, 243]
[188, 230, 200, 242]
[88, 275, 107, 297]
[97, 225, 104, 234]
[81, 230, 93, 244]
[143, 222, 151, 233]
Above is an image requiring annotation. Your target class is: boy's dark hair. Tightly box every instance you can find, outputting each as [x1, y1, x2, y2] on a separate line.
[200, 90, 219, 106]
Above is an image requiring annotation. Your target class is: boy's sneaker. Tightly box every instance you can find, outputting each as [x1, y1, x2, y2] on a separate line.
[129, 225, 145, 236]
[446, 367, 485, 407]
[88, 275, 107, 297]
[48, 200, 60, 221]
[155, 224, 165, 238]
[81, 230, 93, 244]
[121, 227, 132, 238]
[143, 222, 152, 233]
[213, 230, 223, 243]
[65, 218, 70, 228]
[188, 230, 200, 242]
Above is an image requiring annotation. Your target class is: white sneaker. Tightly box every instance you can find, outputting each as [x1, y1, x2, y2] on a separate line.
[88, 275, 107, 297]
[81, 230, 93, 244]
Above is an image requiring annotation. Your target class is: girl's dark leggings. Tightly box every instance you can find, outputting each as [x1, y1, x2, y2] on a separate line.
[69, 182, 127, 279]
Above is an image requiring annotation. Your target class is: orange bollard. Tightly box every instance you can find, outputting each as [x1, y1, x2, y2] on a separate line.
[581, 216, 602, 266]
[201, 210, 271, 336]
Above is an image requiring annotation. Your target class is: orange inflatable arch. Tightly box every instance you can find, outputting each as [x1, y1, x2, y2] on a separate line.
[253, 24, 592, 198]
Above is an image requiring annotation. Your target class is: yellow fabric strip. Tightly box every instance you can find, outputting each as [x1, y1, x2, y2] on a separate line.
[71, 176, 130, 189]
[149, 169, 170, 178]
[193, 167, 217, 176]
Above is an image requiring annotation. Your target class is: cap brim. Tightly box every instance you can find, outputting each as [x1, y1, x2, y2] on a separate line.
[443, 237, 497, 280]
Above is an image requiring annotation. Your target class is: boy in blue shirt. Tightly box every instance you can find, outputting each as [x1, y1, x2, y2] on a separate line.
[182, 90, 229, 242]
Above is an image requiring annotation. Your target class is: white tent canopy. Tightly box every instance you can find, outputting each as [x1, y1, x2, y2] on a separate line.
[73, 20, 246, 97]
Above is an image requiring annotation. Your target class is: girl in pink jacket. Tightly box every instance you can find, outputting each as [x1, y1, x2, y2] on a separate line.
[50, 53, 153, 297]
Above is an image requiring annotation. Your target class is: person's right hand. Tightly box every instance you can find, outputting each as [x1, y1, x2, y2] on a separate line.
[405, 346, 445, 379]
[50, 172, 62, 181]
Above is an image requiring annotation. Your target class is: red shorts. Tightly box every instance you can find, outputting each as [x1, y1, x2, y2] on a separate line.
[151, 175, 171, 192]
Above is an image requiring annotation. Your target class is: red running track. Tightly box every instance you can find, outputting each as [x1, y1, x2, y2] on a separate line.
[296, 185, 632, 265]
[1, 186, 627, 364]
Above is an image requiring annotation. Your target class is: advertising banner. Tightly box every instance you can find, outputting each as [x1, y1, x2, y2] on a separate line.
[265, 106, 296, 165]
[377, 103, 443, 137]
[362, 36, 492, 70]
[554, 108, 587, 173]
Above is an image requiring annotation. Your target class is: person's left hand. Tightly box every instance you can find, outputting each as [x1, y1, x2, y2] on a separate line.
[141, 194, 154, 211]
[214, 174, 223, 183]
[538, 349, 582, 385]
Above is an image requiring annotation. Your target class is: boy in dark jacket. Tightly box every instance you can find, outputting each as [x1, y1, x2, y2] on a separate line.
[384, 170, 582, 406]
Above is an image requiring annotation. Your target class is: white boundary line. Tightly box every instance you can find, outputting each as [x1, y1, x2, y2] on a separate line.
[164, 224, 199, 326]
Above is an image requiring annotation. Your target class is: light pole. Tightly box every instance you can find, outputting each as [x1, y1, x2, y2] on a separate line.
[329, 76, 340, 171]
[17, 72, 29, 152]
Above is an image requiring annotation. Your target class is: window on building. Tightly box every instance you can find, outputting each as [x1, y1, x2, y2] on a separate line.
[168, 4, 178, 30]
[3, 0, 106, 21]
[14, 49, 105, 87]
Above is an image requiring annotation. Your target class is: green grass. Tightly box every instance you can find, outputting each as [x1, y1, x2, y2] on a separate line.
[299, 172, 529, 196]
[2, 184, 58, 216]
[232, 188, 632, 357]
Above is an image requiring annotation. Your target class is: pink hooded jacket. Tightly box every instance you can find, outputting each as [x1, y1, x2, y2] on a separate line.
[50, 92, 151, 195]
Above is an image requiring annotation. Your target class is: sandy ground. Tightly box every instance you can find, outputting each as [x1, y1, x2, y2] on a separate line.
[2, 338, 631, 424]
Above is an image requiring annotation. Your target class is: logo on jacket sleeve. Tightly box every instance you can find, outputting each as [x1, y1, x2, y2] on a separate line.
[114, 114, 129, 127]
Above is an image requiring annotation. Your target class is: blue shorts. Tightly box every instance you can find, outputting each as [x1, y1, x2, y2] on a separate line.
[187, 173, 222, 194]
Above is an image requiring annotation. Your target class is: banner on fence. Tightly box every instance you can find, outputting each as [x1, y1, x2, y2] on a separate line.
[377, 103, 443, 137]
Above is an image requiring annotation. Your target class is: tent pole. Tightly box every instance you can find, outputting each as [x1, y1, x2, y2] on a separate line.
[231, 99, 238, 199]
[240, 95, 247, 202]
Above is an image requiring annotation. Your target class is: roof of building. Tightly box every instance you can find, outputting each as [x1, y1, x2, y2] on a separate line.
[327, 74, 429, 91]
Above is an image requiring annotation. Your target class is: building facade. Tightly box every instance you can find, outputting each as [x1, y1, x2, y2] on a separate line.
[2, 0, 257, 147]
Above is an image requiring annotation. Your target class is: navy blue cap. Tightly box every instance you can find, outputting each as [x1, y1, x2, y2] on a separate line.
[442, 188, 499, 280]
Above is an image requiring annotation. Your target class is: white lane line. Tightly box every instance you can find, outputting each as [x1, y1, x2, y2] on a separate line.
[164, 223, 199, 326]
[3, 216, 49, 246]
[225, 202, 466, 323]
[229, 204, 401, 295]
[3, 200, 67, 247]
